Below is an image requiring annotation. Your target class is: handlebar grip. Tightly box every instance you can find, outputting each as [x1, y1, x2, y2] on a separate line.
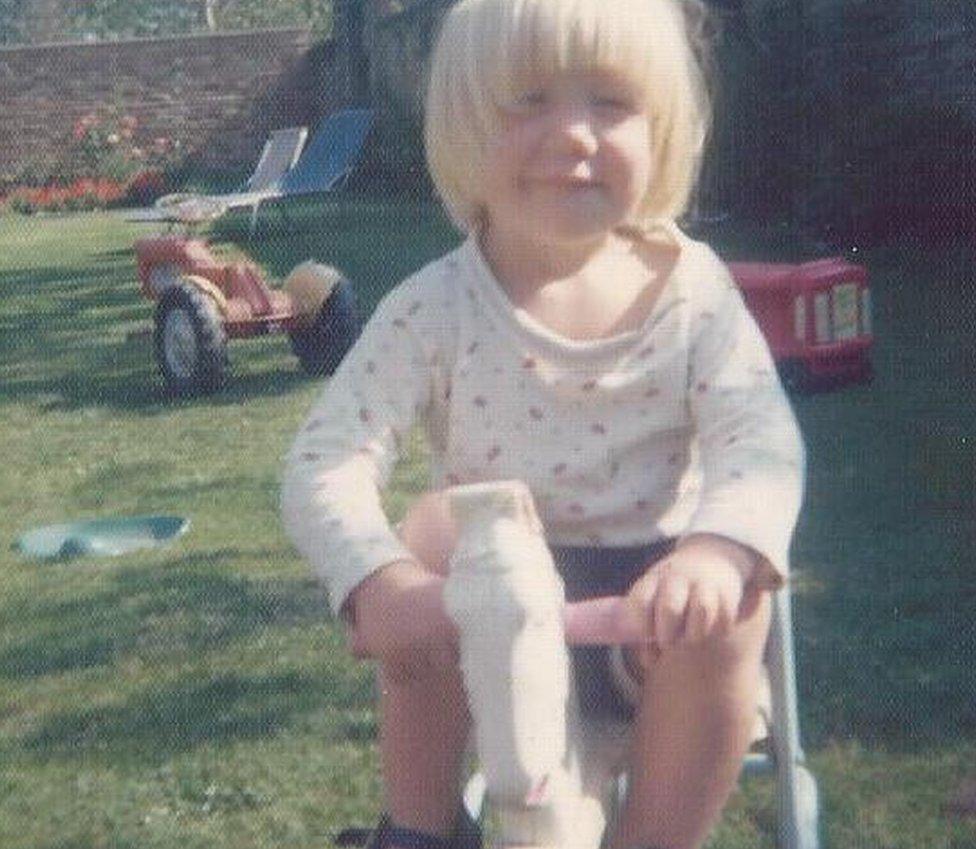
[562, 596, 645, 645]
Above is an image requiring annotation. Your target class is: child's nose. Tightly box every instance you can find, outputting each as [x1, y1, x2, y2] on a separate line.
[550, 106, 599, 155]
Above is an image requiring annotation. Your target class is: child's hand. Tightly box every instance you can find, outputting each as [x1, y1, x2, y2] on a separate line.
[343, 560, 460, 679]
[625, 534, 759, 655]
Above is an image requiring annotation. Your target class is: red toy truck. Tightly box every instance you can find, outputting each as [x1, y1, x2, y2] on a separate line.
[730, 257, 872, 391]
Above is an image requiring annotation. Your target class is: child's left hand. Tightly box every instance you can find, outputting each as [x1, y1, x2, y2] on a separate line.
[625, 534, 760, 654]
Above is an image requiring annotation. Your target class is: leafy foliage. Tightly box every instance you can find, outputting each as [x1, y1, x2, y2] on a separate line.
[82, 0, 334, 39]
[0, 108, 181, 214]
[68, 0, 203, 40]
[0, 0, 28, 44]
[210, 0, 334, 35]
[0, 0, 334, 44]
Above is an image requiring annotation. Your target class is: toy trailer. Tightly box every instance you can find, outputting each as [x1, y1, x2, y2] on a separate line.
[731, 257, 873, 392]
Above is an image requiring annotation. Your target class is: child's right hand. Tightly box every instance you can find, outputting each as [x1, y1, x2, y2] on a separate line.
[344, 560, 460, 678]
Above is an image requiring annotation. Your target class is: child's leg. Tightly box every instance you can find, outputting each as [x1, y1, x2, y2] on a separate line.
[378, 493, 471, 837]
[608, 589, 771, 849]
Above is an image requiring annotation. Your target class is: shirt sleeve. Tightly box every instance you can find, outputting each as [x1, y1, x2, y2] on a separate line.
[682, 265, 806, 588]
[280, 278, 443, 616]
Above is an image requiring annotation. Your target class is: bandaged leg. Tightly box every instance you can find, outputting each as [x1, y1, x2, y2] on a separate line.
[443, 482, 606, 849]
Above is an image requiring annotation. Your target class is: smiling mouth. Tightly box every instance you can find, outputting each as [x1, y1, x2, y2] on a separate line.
[536, 176, 600, 189]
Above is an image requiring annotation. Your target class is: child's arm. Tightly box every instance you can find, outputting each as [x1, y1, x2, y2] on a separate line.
[627, 260, 804, 650]
[281, 276, 452, 651]
[680, 261, 806, 589]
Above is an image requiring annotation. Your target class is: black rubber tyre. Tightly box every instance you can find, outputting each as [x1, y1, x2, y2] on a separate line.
[289, 275, 361, 376]
[154, 281, 228, 396]
[776, 358, 811, 395]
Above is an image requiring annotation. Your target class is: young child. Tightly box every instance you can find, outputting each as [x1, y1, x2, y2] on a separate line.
[282, 1, 804, 848]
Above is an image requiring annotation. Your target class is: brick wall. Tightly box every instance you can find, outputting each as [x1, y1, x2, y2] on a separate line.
[0, 28, 341, 178]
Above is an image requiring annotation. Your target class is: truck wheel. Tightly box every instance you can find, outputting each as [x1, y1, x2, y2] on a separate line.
[289, 275, 361, 376]
[154, 282, 228, 395]
[777, 359, 810, 394]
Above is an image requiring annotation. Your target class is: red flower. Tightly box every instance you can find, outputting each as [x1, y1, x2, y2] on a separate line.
[72, 112, 98, 141]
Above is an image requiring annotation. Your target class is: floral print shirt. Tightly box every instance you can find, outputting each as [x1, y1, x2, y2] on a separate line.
[282, 221, 805, 614]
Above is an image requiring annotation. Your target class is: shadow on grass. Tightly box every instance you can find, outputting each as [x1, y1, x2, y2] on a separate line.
[21, 667, 373, 766]
[2, 319, 318, 416]
[0, 200, 462, 413]
[0, 551, 332, 680]
[786, 251, 976, 754]
[4, 548, 378, 763]
[19, 357, 316, 413]
[0, 254, 342, 412]
[795, 575, 976, 752]
[67, 466, 270, 511]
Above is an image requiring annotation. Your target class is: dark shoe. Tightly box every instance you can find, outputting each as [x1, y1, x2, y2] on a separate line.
[336, 809, 482, 849]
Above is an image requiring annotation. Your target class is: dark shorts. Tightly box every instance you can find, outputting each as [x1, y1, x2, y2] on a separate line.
[551, 539, 675, 722]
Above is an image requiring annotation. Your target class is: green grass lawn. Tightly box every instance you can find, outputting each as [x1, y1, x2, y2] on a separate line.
[0, 202, 973, 849]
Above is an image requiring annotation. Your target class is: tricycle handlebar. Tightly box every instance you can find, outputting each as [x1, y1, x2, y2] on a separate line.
[563, 596, 644, 645]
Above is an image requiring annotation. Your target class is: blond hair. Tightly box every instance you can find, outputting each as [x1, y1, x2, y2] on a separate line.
[425, 0, 713, 232]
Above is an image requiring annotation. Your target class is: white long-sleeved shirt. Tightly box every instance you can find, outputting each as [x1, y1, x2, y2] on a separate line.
[282, 221, 805, 615]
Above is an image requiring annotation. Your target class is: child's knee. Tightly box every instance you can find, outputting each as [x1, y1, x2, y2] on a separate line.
[691, 591, 772, 673]
[636, 592, 772, 686]
[398, 490, 458, 577]
[379, 642, 463, 687]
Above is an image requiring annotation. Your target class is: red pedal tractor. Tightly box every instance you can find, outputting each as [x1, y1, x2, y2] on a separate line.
[134, 235, 360, 395]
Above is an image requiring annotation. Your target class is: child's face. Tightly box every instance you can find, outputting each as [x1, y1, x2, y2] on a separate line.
[480, 68, 652, 248]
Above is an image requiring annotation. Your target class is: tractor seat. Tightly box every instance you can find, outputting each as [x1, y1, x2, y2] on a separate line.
[222, 264, 274, 316]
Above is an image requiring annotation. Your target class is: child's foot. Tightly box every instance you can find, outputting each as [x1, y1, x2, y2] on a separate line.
[336, 811, 482, 849]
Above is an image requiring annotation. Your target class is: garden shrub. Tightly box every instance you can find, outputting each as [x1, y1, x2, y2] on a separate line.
[0, 109, 180, 214]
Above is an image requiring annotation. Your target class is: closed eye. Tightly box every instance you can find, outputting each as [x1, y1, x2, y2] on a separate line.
[590, 93, 638, 112]
[514, 90, 548, 108]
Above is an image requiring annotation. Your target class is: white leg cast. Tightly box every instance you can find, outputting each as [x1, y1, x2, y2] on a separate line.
[443, 482, 605, 849]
